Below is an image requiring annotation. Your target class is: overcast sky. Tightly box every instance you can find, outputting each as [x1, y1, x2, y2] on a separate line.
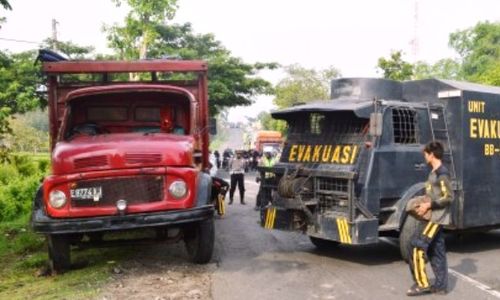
[1, 0, 499, 121]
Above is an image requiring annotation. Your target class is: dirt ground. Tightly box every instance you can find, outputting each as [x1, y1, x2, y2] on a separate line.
[97, 242, 216, 300]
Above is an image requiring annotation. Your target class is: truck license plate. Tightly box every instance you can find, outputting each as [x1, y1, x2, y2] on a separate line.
[70, 187, 103, 201]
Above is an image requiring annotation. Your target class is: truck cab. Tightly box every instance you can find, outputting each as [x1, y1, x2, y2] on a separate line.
[31, 56, 217, 272]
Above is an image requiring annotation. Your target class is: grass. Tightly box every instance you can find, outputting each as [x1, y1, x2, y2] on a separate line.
[0, 215, 141, 300]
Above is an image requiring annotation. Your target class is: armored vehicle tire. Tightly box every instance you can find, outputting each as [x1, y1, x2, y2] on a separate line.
[399, 215, 424, 262]
[47, 234, 71, 273]
[183, 218, 215, 264]
[309, 236, 340, 250]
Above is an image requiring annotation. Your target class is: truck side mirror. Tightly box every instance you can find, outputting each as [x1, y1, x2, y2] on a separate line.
[369, 112, 383, 137]
[209, 118, 217, 135]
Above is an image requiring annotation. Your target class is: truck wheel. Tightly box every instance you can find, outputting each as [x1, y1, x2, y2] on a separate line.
[399, 215, 424, 262]
[47, 234, 71, 273]
[183, 218, 214, 264]
[309, 236, 339, 250]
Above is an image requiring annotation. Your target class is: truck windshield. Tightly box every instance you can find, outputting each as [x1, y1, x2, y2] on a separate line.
[63, 91, 190, 139]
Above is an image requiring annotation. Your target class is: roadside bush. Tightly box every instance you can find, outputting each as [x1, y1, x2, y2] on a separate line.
[0, 154, 46, 222]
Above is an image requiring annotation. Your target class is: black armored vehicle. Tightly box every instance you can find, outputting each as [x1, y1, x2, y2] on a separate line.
[258, 78, 500, 257]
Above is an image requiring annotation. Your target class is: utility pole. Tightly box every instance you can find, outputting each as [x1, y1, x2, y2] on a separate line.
[410, 0, 420, 63]
[51, 19, 59, 51]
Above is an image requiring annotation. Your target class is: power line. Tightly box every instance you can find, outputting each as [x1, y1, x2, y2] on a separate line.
[0, 37, 41, 45]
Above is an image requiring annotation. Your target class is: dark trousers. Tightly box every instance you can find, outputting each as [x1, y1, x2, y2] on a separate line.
[408, 221, 448, 290]
[256, 177, 275, 208]
[229, 173, 245, 202]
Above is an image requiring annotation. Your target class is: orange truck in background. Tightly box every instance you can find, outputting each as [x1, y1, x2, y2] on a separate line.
[254, 130, 283, 153]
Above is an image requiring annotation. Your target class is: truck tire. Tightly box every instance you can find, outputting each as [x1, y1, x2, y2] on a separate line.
[183, 218, 214, 264]
[399, 215, 424, 262]
[309, 236, 340, 250]
[47, 234, 71, 273]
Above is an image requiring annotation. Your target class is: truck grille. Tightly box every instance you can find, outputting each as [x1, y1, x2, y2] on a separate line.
[316, 177, 349, 213]
[316, 177, 348, 193]
[70, 175, 164, 207]
[74, 155, 109, 169]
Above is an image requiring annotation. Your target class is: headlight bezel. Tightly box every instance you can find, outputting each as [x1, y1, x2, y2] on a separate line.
[168, 180, 188, 199]
[49, 189, 67, 209]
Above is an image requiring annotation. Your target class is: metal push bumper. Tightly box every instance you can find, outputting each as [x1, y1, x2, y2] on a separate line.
[31, 205, 214, 235]
[261, 206, 378, 245]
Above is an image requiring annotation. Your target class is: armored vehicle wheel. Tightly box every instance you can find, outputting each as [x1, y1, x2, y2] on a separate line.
[184, 218, 214, 264]
[399, 215, 424, 262]
[47, 234, 71, 273]
[309, 236, 340, 250]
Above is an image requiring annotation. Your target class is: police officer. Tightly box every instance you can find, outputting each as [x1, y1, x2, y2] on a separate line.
[406, 141, 453, 296]
[255, 150, 276, 210]
[229, 151, 246, 205]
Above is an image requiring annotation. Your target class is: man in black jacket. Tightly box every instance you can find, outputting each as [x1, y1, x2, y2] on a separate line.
[407, 141, 453, 296]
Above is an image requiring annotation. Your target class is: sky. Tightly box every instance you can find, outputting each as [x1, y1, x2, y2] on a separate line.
[1, 0, 499, 122]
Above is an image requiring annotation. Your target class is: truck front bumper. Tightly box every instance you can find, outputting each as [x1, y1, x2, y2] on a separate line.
[260, 206, 378, 245]
[31, 205, 214, 234]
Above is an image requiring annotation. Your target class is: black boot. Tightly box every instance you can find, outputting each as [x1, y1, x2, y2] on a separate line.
[229, 198, 233, 205]
[240, 196, 246, 205]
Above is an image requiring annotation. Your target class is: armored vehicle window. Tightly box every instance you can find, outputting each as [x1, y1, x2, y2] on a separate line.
[286, 111, 368, 144]
[392, 108, 419, 144]
[310, 113, 325, 135]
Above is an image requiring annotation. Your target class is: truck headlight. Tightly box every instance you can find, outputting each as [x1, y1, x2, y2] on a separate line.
[168, 180, 187, 199]
[49, 190, 67, 208]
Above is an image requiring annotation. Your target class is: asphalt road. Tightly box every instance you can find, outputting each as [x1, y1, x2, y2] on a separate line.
[211, 128, 500, 300]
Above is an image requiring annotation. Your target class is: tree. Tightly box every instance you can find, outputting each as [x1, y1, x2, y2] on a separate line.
[376, 50, 414, 81]
[273, 64, 340, 109]
[412, 58, 462, 80]
[449, 21, 500, 85]
[106, 17, 277, 114]
[105, 0, 179, 59]
[0, 0, 11, 10]
[0, 50, 45, 140]
[43, 39, 95, 59]
[257, 111, 287, 134]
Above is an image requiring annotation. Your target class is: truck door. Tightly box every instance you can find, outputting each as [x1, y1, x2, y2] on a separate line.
[373, 107, 430, 217]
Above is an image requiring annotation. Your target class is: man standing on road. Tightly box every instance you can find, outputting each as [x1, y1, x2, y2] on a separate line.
[255, 151, 276, 210]
[229, 151, 246, 205]
[406, 141, 453, 296]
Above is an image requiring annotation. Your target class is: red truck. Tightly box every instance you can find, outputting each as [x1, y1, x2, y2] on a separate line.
[31, 53, 219, 272]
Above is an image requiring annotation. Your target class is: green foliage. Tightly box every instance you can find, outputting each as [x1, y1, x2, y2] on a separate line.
[42, 39, 95, 59]
[0, 50, 45, 145]
[0, 0, 11, 10]
[105, 0, 179, 59]
[5, 115, 49, 153]
[107, 20, 277, 114]
[449, 21, 500, 85]
[274, 64, 341, 109]
[257, 111, 287, 134]
[412, 58, 462, 80]
[376, 50, 414, 81]
[0, 155, 47, 222]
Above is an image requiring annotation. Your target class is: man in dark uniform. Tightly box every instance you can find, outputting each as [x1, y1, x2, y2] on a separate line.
[228, 151, 246, 205]
[406, 141, 453, 296]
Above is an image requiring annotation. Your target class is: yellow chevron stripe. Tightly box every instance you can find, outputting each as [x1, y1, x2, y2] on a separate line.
[336, 219, 344, 243]
[264, 208, 270, 228]
[426, 223, 439, 239]
[439, 180, 449, 201]
[343, 219, 352, 244]
[422, 222, 433, 236]
[267, 208, 273, 229]
[413, 248, 423, 287]
[418, 249, 429, 288]
[270, 208, 276, 229]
